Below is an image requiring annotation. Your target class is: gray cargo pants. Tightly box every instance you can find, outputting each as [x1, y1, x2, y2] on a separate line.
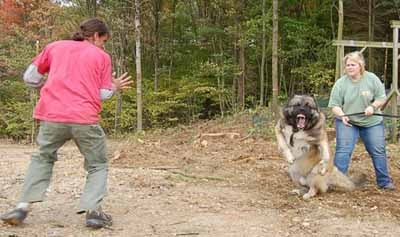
[19, 121, 108, 212]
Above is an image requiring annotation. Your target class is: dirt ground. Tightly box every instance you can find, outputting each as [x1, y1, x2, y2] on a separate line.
[1, 113, 400, 237]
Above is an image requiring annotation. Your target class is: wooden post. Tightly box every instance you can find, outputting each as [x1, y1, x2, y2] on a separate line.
[390, 21, 400, 142]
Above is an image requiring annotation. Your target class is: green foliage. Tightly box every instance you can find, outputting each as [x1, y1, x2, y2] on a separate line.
[0, 30, 36, 75]
[290, 62, 335, 95]
[2, 0, 398, 140]
[0, 78, 32, 139]
[279, 16, 335, 96]
[0, 100, 33, 140]
[101, 78, 222, 133]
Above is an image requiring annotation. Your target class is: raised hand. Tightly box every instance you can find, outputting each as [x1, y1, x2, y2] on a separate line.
[112, 72, 132, 91]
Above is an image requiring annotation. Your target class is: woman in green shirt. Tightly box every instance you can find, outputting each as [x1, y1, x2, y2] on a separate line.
[328, 51, 394, 190]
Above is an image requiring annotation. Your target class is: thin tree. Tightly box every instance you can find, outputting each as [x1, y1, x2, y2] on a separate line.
[335, 0, 343, 79]
[260, 0, 266, 106]
[30, 40, 40, 145]
[368, 0, 375, 71]
[271, 0, 279, 114]
[135, 0, 143, 131]
[238, 25, 246, 109]
[153, 0, 161, 91]
[86, 0, 97, 17]
[236, 1, 246, 110]
[168, 0, 177, 83]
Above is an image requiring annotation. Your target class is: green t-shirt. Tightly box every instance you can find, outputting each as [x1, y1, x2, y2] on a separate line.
[328, 71, 386, 127]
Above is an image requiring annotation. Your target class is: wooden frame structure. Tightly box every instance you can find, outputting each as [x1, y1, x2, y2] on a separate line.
[333, 21, 400, 142]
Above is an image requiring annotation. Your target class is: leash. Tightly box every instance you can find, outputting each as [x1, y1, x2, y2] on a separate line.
[341, 112, 400, 118]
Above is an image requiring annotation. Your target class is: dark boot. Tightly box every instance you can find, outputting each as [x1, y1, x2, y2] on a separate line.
[1, 208, 28, 225]
[85, 208, 112, 229]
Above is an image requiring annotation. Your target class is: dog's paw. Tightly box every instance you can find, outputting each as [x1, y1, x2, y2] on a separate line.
[302, 193, 312, 200]
[302, 188, 317, 200]
[290, 187, 307, 196]
[318, 160, 328, 175]
[290, 189, 302, 196]
[286, 154, 295, 164]
[299, 177, 307, 186]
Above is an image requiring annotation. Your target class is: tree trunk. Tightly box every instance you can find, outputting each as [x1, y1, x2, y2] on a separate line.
[232, 18, 240, 109]
[30, 40, 40, 144]
[153, 0, 161, 91]
[260, 0, 266, 106]
[368, 0, 375, 71]
[168, 0, 177, 83]
[86, 0, 97, 17]
[272, 0, 279, 114]
[335, 0, 343, 79]
[265, 57, 269, 104]
[189, 1, 198, 38]
[238, 34, 245, 110]
[135, 0, 143, 132]
[219, 37, 225, 117]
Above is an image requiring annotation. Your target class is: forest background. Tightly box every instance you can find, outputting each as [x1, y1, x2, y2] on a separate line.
[1, 0, 400, 140]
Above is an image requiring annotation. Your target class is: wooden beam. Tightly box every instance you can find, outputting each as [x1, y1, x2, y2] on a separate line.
[391, 20, 400, 28]
[332, 40, 393, 48]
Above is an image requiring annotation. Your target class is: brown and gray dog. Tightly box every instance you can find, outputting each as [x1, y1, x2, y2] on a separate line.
[275, 95, 364, 200]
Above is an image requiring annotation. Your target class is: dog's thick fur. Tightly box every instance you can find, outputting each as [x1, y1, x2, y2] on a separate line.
[275, 95, 364, 199]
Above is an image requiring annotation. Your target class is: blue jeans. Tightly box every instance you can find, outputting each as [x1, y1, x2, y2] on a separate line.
[334, 119, 392, 187]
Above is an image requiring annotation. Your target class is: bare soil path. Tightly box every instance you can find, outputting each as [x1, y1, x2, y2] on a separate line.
[1, 114, 400, 236]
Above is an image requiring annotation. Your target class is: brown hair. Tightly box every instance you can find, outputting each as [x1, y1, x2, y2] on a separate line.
[71, 18, 109, 41]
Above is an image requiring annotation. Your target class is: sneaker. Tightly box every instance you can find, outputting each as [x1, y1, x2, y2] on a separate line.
[85, 209, 112, 229]
[379, 182, 395, 190]
[0, 208, 28, 225]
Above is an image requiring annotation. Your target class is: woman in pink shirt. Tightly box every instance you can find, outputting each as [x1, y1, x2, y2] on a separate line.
[1, 18, 131, 229]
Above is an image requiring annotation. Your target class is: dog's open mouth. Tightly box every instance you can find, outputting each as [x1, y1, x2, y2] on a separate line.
[297, 114, 306, 129]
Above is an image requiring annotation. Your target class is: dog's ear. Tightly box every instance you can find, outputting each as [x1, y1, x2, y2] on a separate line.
[308, 110, 320, 128]
[290, 94, 299, 104]
[310, 95, 320, 112]
[282, 105, 292, 119]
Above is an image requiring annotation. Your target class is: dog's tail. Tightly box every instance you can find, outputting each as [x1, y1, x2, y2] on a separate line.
[329, 167, 366, 191]
[350, 172, 367, 187]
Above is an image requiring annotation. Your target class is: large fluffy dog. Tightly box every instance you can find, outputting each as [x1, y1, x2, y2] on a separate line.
[275, 95, 364, 199]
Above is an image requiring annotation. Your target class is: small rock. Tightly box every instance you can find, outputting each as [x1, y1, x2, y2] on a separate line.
[302, 222, 310, 227]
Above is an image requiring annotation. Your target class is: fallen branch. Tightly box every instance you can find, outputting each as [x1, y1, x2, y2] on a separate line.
[238, 130, 255, 141]
[199, 132, 240, 139]
[148, 166, 180, 170]
[171, 171, 225, 181]
[231, 155, 256, 163]
[175, 233, 200, 236]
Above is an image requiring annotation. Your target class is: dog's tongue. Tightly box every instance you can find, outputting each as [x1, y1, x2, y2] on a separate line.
[297, 114, 306, 129]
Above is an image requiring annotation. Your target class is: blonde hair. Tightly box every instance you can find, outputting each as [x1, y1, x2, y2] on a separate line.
[343, 51, 366, 75]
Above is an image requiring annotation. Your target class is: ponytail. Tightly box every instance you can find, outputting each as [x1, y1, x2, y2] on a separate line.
[71, 18, 109, 41]
[71, 31, 85, 41]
